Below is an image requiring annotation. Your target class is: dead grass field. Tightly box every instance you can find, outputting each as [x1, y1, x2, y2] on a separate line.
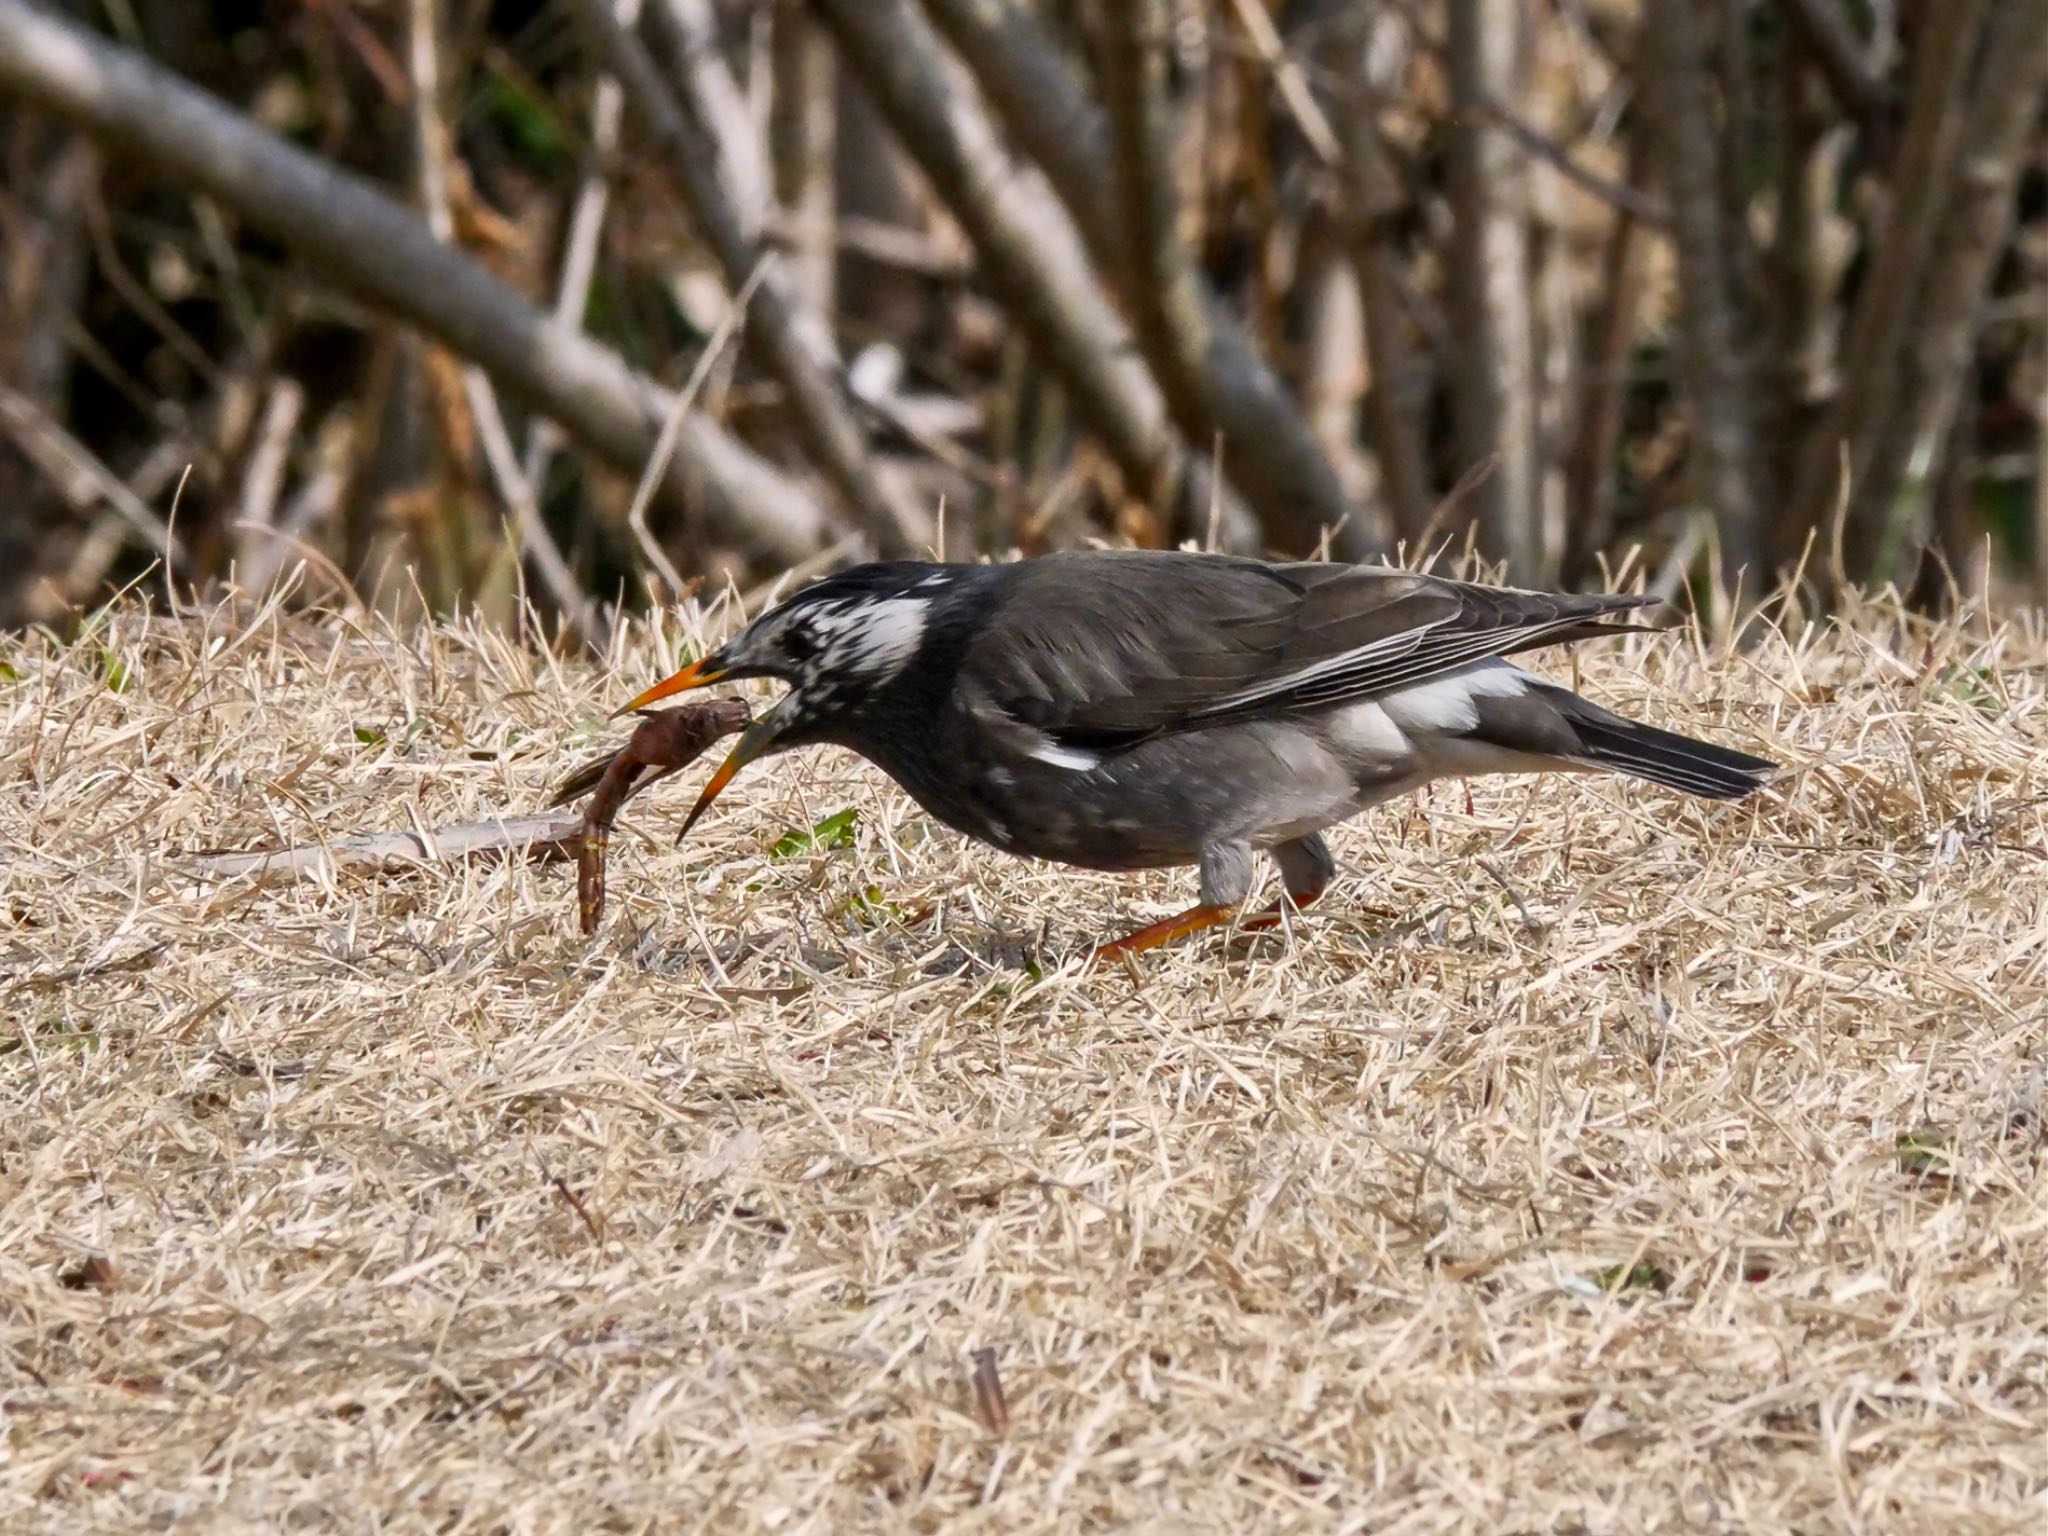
[3, 584, 2045, 1534]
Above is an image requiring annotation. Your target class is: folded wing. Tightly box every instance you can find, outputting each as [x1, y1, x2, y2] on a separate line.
[963, 551, 1663, 751]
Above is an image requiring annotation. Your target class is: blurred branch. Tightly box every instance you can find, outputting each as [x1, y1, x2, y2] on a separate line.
[1562, 136, 1651, 582]
[1774, 0, 1888, 132]
[919, 0, 1358, 556]
[0, 384, 185, 562]
[0, 0, 830, 562]
[1471, 93, 1668, 229]
[2037, 275, 2048, 605]
[1764, 30, 1839, 538]
[568, 0, 929, 557]
[812, 0, 1253, 548]
[1097, 0, 1363, 558]
[651, 0, 770, 234]
[1445, 0, 1544, 581]
[1221, 0, 1339, 166]
[768, 5, 837, 318]
[1788, 0, 1989, 579]
[232, 376, 302, 573]
[1643, 0, 1765, 599]
[1322, 3, 1433, 545]
[523, 0, 639, 497]
[408, 0, 596, 638]
[623, 257, 774, 599]
[1849, 4, 2048, 582]
[1336, 3, 1669, 226]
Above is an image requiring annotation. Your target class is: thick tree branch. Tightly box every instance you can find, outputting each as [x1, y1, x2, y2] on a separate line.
[568, 0, 928, 557]
[1562, 137, 1651, 582]
[1774, 0, 1889, 134]
[1787, 0, 1990, 576]
[1322, 3, 1434, 546]
[1764, 30, 1839, 529]
[1095, 0, 1358, 558]
[0, 0, 829, 563]
[1445, 0, 1545, 582]
[811, 0, 1252, 549]
[1850, 5, 2048, 582]
[652, 0, 771, 235]
[921, 0, 1361, 558]
[1643, 0, 1766, 598]
[768, 6, 838, 320]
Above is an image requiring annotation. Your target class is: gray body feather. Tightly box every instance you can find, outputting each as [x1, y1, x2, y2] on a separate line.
[785, 552, 1774, 903]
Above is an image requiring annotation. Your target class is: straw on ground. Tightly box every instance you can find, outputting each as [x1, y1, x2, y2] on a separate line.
[2, 589, 2043, 1532]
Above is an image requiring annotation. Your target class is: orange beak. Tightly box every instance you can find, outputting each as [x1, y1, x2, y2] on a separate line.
[675, 715, 781, 843]
[612, 654, 729, 718]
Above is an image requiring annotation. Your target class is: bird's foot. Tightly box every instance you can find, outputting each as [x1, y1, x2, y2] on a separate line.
[1087, 903, 1234, 967]
[1238, 881, 1330, 933]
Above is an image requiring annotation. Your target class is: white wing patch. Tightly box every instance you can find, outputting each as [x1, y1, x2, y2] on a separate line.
[1027, 738, 1104, 772]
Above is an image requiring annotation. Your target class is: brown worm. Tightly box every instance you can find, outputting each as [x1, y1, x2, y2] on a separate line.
[545, 698, 751, 934]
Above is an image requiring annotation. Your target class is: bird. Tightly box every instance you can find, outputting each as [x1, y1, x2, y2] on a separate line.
[610, 550, 1776, 958]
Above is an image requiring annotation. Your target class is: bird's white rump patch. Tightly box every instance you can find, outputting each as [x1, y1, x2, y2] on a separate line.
[1325, 700, 1407, 760]
[1379, 664, 1530, 736]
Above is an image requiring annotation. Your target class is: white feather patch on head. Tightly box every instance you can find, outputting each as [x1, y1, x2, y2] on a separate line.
[1379, 664, 1530, 736]
[805, 596, 929, 681]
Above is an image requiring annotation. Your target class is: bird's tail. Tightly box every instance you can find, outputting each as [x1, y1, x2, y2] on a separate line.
[1550, 691, 1776, 800]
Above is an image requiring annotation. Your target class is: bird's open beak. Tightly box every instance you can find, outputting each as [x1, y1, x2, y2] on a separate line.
[614, 648, 785, 842]
[675, 713, 782, 842]
[613, 654, 728, 718]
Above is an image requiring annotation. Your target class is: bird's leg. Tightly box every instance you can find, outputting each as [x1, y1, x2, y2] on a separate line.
[1093, 903, 1238, 960]
[1241, 833, 1334, 932]
[1240, 885, 1328, 931]
[1090, 842, 1252, 963]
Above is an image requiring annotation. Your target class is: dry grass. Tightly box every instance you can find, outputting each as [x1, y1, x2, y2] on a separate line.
[3, 582, 2045, 1534]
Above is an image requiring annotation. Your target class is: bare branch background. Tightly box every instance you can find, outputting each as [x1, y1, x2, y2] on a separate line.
[1, 0, 2044, 627]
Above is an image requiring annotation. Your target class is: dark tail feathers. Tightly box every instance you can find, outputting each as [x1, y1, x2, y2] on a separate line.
[1553, 693, 1776, 801]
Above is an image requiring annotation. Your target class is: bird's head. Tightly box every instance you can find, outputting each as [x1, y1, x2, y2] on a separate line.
[614, 562, 956, 838]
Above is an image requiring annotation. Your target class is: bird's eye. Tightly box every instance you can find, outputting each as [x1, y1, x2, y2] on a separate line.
[783, 625, 819, 663]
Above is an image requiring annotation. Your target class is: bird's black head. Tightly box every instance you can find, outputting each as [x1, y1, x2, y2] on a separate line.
[614, 561, 970, 836]
[696, 560, 960, 740]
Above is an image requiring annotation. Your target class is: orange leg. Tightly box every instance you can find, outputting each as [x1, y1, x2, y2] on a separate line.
[1240, 879, 1331, 933]
[1090, 902, 1235, 964]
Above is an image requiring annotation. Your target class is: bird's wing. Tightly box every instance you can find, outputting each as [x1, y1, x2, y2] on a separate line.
[959, 551, 1662, 750]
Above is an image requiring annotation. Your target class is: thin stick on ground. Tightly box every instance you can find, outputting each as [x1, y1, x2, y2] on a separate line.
[177, 812, 587, 882]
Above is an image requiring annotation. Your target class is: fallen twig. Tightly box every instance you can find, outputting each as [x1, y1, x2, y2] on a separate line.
[176, 702, 751, 939]
[179, 813, 589, 883]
